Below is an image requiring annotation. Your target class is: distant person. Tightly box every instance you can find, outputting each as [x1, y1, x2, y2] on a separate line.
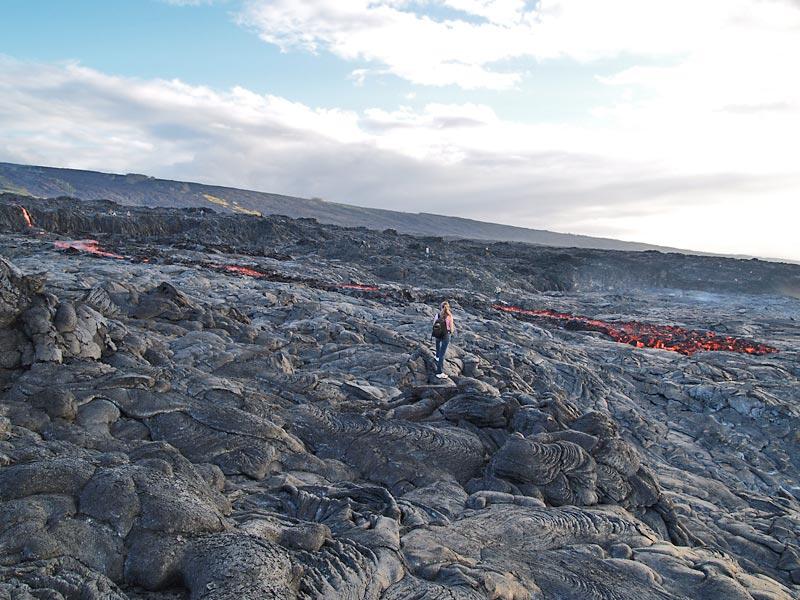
[431, 301, 456, 378]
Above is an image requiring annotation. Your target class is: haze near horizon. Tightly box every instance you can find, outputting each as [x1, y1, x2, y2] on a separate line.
[1, 0, 798, 261]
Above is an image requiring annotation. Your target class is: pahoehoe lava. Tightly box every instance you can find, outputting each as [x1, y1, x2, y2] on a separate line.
[0, 193, 799, 600]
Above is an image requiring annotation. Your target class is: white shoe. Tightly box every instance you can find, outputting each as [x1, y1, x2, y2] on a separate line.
[436, 373, 447, 379]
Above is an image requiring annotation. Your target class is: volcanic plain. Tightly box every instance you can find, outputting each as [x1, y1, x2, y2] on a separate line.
[0, 194, 799, 600]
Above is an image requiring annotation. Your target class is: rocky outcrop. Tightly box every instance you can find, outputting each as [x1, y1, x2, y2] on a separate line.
[0, 257, 115, 368]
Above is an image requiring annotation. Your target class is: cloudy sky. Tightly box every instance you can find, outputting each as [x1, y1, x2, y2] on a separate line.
[2, 0, 799, 260]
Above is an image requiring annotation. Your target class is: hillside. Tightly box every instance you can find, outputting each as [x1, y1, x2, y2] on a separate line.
[0, 161, 691, 254]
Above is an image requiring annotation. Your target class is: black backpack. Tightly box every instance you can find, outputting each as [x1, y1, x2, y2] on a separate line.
[432, 314, 447, 338]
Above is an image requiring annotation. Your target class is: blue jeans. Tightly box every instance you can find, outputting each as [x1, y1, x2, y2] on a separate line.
[435, 334, 450, 374]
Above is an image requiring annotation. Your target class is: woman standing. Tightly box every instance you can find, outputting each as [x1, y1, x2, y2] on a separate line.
[431, 301, 456, 379]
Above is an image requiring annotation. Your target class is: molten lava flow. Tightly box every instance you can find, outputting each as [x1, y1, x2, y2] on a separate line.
[18, 206, 33, 227]
[493, 304, 778, 356]
[54, 240, 124, 259]
[340, 283, 380, 292]
[213, 264, 266, 277]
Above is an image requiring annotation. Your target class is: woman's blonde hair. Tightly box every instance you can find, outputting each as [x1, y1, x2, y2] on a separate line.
[440, 301, 452, 317]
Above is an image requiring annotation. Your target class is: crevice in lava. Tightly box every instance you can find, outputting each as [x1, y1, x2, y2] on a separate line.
[493, 303, 778, 356]
[207, 262, 313, 285]
[340, 283, 380, 292]
[208, 262, 380, 293]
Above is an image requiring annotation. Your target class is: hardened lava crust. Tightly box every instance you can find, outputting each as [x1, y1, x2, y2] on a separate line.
[0, 193, 799, 599]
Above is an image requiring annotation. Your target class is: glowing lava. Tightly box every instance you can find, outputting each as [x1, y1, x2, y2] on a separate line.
[54, 240, 124, 259]
[18, 206, 33, 227]
[213, 264, 266, 277]
[340, 283, 380, 292]
[493, 304, 778, 356]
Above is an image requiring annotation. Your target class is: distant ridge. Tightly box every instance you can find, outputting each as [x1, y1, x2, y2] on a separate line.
[0, 161, 708, 255]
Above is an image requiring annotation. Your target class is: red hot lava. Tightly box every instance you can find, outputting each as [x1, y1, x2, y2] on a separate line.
[53, 240, 124, 260]
[18, 206, 33, 228]
[215, 264, 266, 277]
[493, 304, 778, 356]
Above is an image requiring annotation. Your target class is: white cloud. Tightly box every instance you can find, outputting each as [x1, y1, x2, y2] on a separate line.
[0, 56, 798, 261]
[237, 0, 800, 90]
[237, 0, 528, 89]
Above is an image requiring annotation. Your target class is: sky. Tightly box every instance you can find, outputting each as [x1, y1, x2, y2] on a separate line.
[1, 0, 799, 260]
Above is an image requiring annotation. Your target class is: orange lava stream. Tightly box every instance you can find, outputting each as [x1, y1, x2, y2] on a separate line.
[53, 240, 124, 260]
[215, 264, 266, 277]
[493, 304, 778, 356]
[19, 206, 33, 227]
